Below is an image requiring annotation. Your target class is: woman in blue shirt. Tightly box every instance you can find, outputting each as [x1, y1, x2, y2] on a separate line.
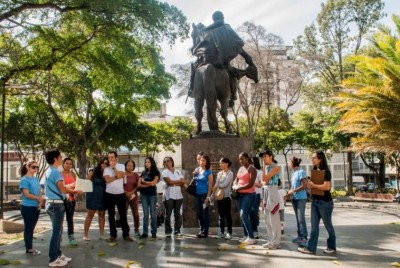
[287, 156, 308, 247]
[19, 160, 42, 255]
[194, 154, 213, 238]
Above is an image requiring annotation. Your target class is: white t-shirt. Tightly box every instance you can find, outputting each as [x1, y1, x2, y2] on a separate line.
[161, 169, 183, 200]
[278, 188, 286, 210]
[104, 163, 125, 194]
[255, 169, 262, 194]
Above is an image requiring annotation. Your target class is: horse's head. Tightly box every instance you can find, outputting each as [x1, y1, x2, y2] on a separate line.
[191, 23, 205, 51]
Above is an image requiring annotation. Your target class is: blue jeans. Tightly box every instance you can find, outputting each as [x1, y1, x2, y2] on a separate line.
[164, 198, 183, 235]
[46, 203, 65, 262]
[307, 199, 336, 252]
[292, 199, 308, 239]
[194, 194, 209, 235]
[141, 194, 157, 235]
[238, 192, 256, 239]
[20, 205, 40, 251]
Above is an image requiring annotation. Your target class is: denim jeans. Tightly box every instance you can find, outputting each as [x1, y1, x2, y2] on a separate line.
[250, 193, 260, 233]
[46, 203, 65, 262]
[20, 205, 40, 251]
[65, 200, 76, 239]
[238, 192, 256, 239]
[164, 198, 183, 235]
[141, 194, 157, 235]
[307, 199, 336, 252]
[105, 192, 130, 238]
[194, 194, 209, 235]
[292, 199, 308, 239]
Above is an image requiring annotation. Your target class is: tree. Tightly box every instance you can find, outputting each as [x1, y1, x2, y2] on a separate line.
[293, 0, 385, 194]
[336, 15, 400, 188]
[231, 22, 303, 152]
[1, 1, 189, 178]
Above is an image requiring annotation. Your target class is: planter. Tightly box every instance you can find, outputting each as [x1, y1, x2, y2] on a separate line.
[354, 192, 394, 202]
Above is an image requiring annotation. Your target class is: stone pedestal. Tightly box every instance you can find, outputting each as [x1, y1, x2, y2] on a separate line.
[181, 133, 251, 228]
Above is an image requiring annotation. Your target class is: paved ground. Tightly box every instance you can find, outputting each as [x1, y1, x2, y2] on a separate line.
[0, 201, 399, 268]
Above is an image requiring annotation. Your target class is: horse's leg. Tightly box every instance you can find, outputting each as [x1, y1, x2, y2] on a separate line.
[194, 98, 204, 135]
[203, 65, 218, 131]
[220, 98, 231, 133]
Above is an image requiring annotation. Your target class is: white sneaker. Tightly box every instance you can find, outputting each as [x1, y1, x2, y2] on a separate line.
[225, 233, 232, 240]
[216, 232, 225, 238]
[238, 236, 247, 243]
[83, 236, 91, 241]
[59, 254, 71, 263]
[48, 258, 67, 267]
[242, 238, 256, 245]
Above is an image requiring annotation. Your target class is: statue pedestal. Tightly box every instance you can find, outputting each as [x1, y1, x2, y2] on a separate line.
[181, 134, 251, 228]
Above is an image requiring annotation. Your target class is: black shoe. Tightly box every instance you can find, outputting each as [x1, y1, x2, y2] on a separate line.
[139, 234, 148, 239]
[151, 234, 157, 239]
[229, 100, 235, 108]
[196, 233, 208, 238]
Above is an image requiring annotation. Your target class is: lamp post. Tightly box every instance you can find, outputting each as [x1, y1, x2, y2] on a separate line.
[0, 80, 5, 219]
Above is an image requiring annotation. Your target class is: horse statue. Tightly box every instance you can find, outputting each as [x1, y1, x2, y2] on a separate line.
[189, 23, 232, 135]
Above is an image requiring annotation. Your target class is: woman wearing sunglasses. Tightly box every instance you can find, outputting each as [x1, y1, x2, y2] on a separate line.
[19, 160, 42, 255]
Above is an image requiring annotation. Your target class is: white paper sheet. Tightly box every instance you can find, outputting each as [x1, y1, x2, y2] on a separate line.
[74, 177, 93, 192]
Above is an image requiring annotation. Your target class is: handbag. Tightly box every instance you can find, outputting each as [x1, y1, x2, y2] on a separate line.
[215, 187, 224, 200]
[186, 178, 196, 196]
[231, 189, 239, 200]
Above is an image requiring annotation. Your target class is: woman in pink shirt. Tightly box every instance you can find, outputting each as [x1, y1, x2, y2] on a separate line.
[61, 157, 78, 246]
[233, 152, 257, 245]
[124, 160, 140, 236]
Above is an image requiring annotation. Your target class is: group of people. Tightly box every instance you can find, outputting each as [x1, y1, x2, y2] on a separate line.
[18, 148, 336, 267]
[190, 149, 336, 254]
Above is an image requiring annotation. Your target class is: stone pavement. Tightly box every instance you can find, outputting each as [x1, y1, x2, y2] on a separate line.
[0, 201, 399, 268]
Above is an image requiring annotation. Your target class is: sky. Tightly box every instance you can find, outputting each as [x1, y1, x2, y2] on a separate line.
[160, 0, 400, 115]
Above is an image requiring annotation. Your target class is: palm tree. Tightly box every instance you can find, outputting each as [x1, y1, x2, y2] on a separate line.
[336, 14, 400, 156]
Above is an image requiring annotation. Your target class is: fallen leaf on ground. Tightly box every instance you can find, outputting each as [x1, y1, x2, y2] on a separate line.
[97, 252, 105, 256]
[138, 245, 144, 249]
[264, 251, 269, 255]
[217, 245, 227, 251]
[0, 259, 10, 265]
[332, 260, 342, 265]
[108, 242, 117, 247]
[128, 260, 135, 264]
[10, 260, 21, 265]
[391, 262, 400, 267]
[238, 244, 246, 250]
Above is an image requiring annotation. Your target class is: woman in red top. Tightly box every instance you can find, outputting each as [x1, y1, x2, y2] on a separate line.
[233, 152, 257, 245]
[124, 160, 140, 236]
[61, 157, 78, 246]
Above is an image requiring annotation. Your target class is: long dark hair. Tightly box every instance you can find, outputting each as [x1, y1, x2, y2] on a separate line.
[145, 157, 160, 177]
[252, 156, 261, 170]
[313, 150, 329, 170]
[264, 150, 277, 164]
[201, 155, 211, 170]
[94, 157, 108, 178]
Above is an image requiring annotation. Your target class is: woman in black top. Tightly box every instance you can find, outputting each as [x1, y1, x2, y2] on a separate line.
[298, 150, 336, 255]
[138, 157, 160, 239]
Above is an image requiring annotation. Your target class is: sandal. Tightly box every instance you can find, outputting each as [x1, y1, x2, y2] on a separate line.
[26, 249, 41, 255]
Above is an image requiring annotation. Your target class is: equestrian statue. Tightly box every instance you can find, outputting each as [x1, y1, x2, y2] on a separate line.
[188, 11, 258, 135]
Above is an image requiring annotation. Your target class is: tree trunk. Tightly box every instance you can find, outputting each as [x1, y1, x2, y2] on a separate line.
[346, 151, 354, 195]
[76, 146, 88, 180]
[378, 154, 385, 190]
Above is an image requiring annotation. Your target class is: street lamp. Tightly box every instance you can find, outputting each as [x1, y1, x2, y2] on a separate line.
[0, 80, 5, 219]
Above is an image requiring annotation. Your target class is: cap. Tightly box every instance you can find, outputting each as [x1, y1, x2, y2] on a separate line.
[258, 150, 273, 157]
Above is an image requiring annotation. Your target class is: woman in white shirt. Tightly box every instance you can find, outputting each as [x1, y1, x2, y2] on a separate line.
[161, 156, 186, 237]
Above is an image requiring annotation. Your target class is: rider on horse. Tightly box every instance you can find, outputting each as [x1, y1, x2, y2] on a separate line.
[189, 11, 258, 108]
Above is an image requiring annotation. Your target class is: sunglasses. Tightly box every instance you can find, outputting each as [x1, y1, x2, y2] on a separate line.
[30, 166, 39, 169]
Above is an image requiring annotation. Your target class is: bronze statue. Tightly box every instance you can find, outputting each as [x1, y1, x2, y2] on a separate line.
[188, 11, 258, 135]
